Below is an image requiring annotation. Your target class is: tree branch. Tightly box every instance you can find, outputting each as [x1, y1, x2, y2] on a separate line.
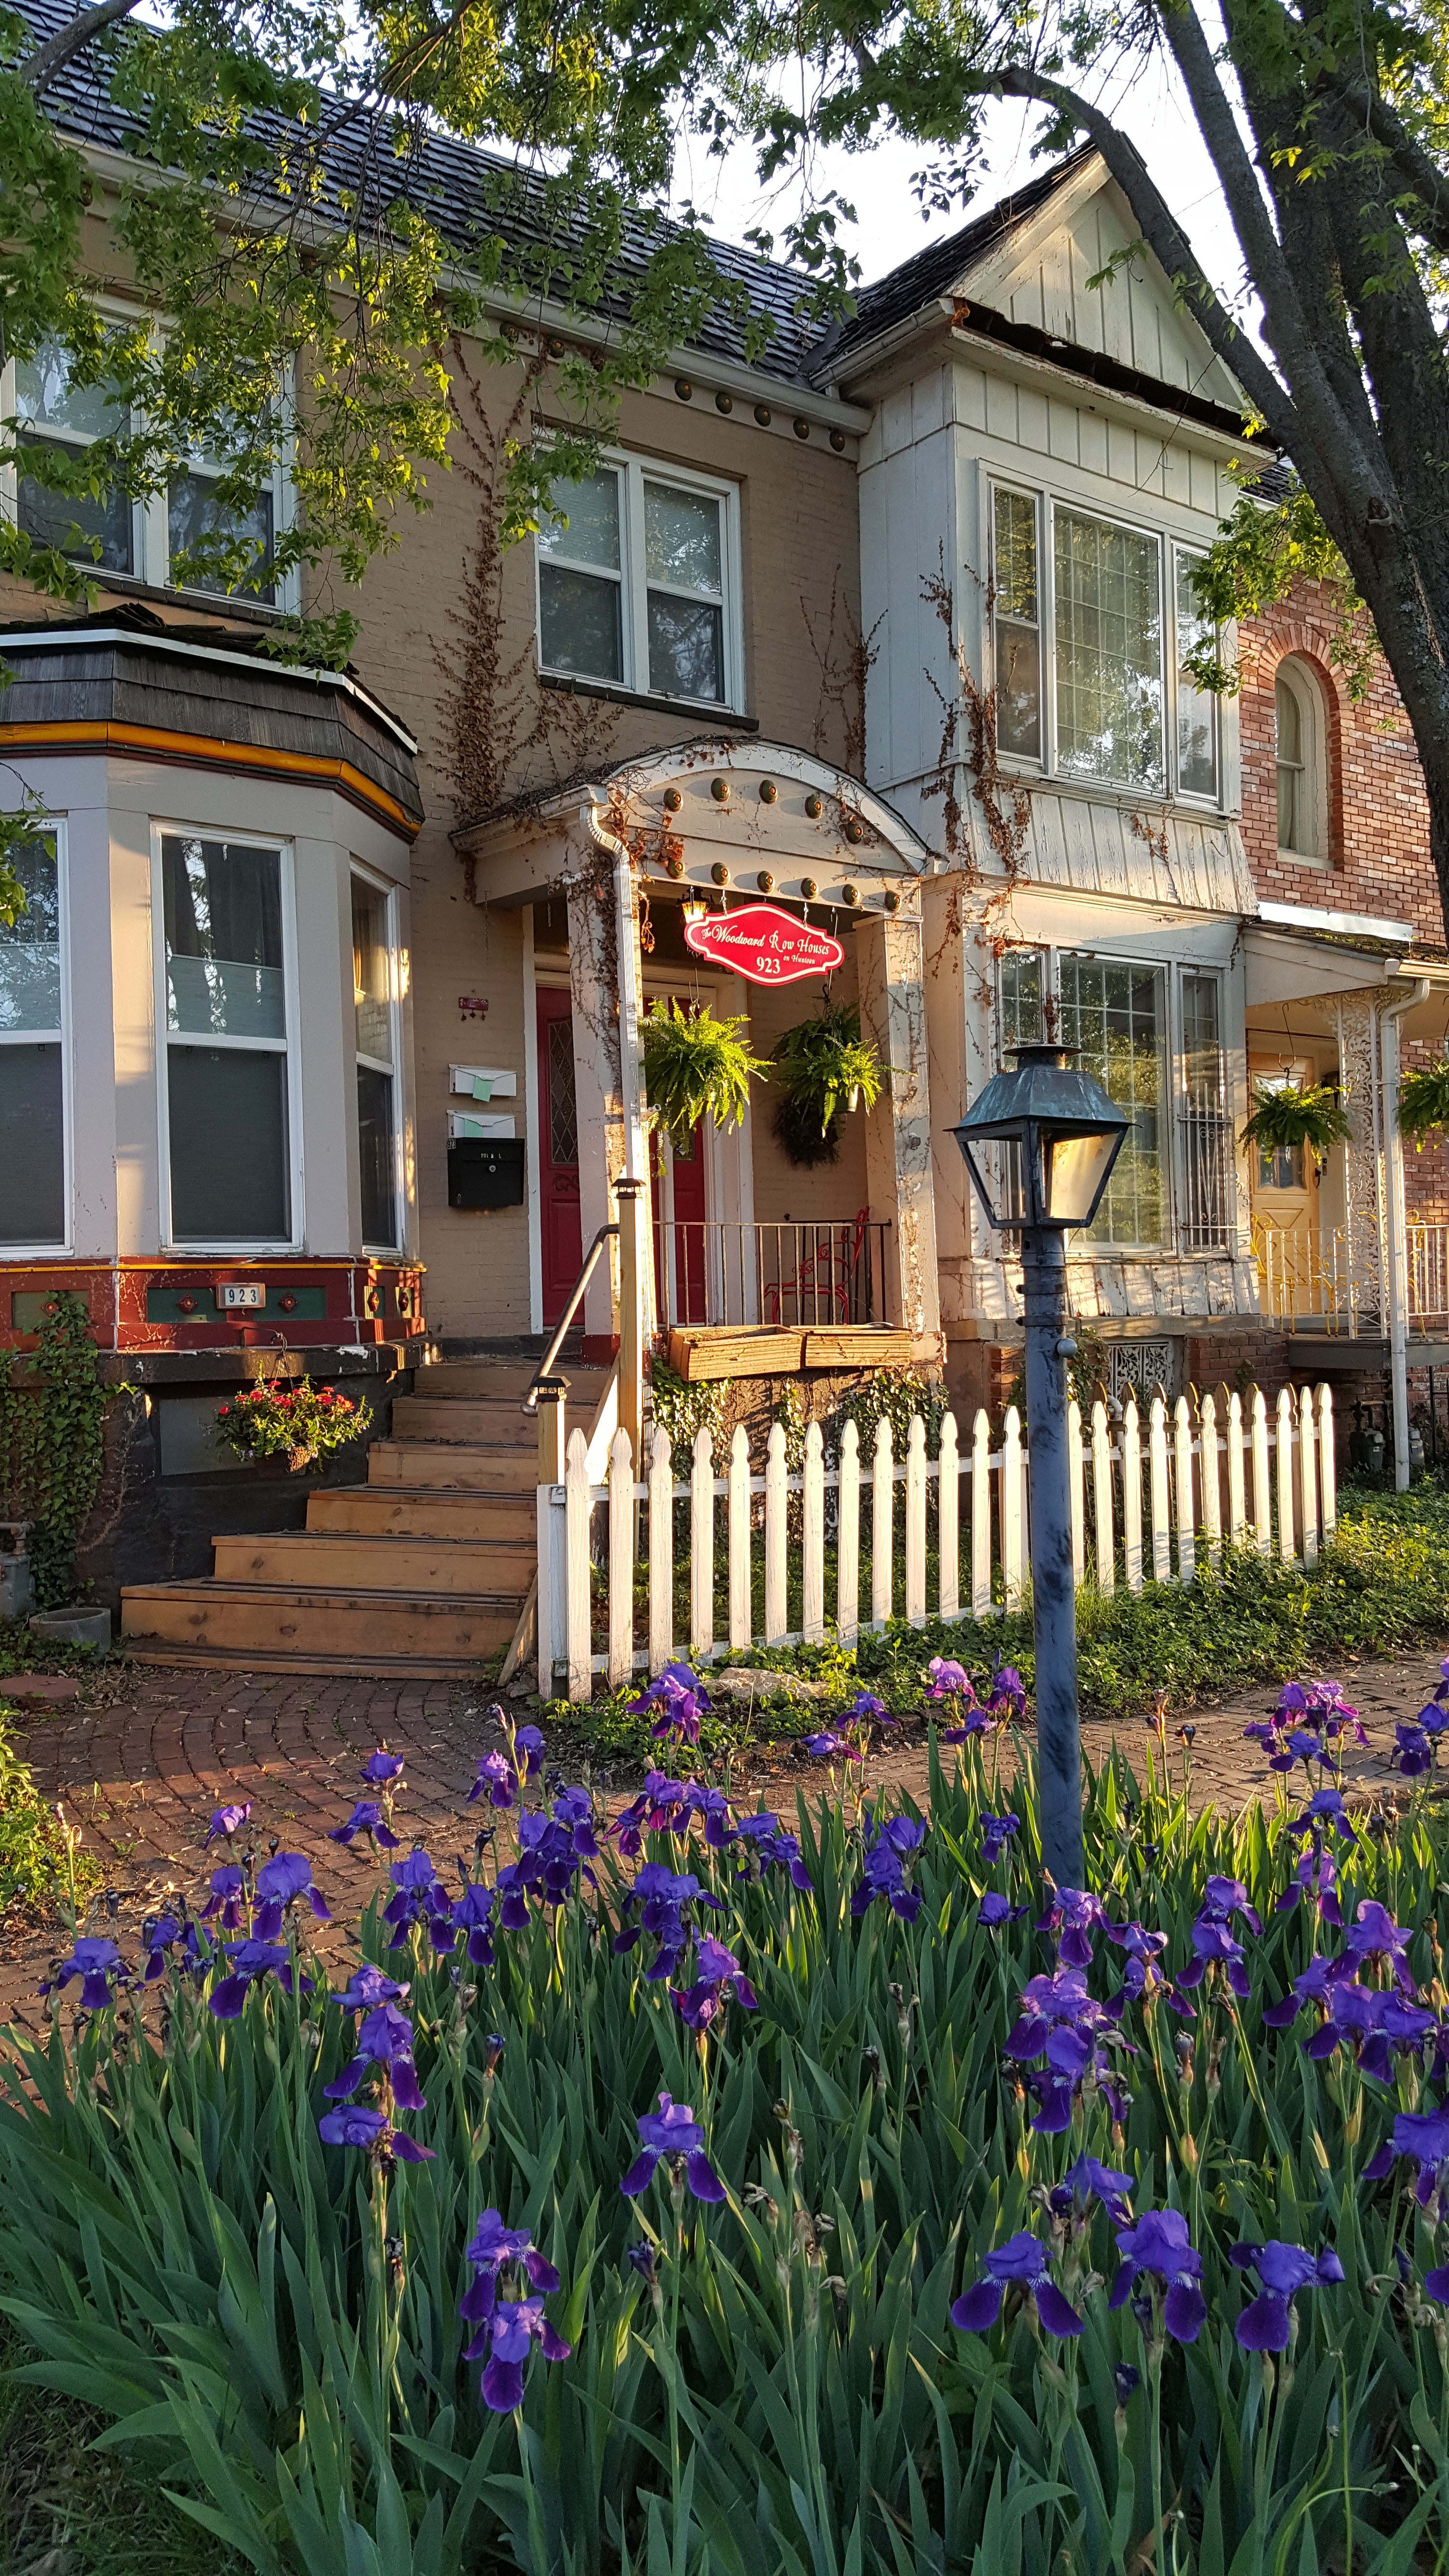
[1331, 77, 1449, 261]
[16, 0, 145, 95]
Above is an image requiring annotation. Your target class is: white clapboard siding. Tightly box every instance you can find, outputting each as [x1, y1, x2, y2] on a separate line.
[549, 1381, 1341, 1699]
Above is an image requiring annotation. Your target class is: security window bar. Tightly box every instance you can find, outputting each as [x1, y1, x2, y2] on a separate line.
[161, 833, 292, 1244]
[0, 832, 65, 1247]
[352, 872, 400, 1251]
[1178, 970, 1229, 1250]
[1059, 954, 1167, 1247]
[537, 453, 740, 708]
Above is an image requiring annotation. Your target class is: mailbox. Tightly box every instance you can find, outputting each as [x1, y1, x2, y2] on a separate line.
[448, 1135, 526, 1210]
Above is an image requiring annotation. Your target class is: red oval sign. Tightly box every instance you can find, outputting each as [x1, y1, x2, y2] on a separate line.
[683, 903, 845, 985]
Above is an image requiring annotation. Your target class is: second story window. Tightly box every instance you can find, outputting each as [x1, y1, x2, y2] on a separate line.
[537, 454, 741, 709]
[1274, 658, 1328, 860]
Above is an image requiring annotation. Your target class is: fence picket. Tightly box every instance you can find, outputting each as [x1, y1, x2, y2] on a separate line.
[971, 1410, 993, 1616]
[648, 1426, 673, 1674]
[1122, 1396, 1144, 1594]
[565, 1428, 592, 1704]
[1174, 1397, 1196, 1585]
[1251, 1390, 1272, 1557]
[803, 1422, 826, 1643]
[1091, 1398, 1114, 1594]
[608, 1427, 635, 1686]
[871, 1419, 894, 1628]
[837, 1419, 860, 1645]
[1318, 1385, 1336, 1537]
[1149, 1395, 1172, 1582]
[1001, 1407, 1024, 1610]
[1298, 1385, 1319, 1570]
[938, 1411, 960, 1622]
[728, 1425, 751, 1649]
[765, 1422, 789, 1645]
[1227, 1392, 1247, 1542]
[1275, 1388, 1296, 1564]
[691, 1428, 715, 1660]
[1200, 1392, 1222, 1569]
[905, 1415, 928, 1626]
[1068, 1399, 1085, 1590]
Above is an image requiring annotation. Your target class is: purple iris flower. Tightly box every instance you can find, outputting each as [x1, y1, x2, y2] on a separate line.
[1243, 1717, 1282, 1753]
[513, 1725, 546, 1779]
[324, 1999, 428, 2111]
[201, 1865, 248, 1932]
[611, 1771, 692, 1852]
[329, 1800, 401, 1852]
[1276, 1846, 1343, 1925]
[460, 2210, 561, 2332]
[628, 1662, 709, 1746]
[205, 1801, 252, 1844]
[1106, 1919, 1188, 2016]
[360, 1749, 405, 1788]
[805, 1730, 855, 1761]
[334, 1964, 409, 2011]
[1229, 2240, 1344, 2350]
[1036, 1887, 1108, 1968]
[1177, 1915, 1251, 2001]
[614, 1863, 723, 1978]
[1269, 1728, 1336, 1776]
[1109, 2207, 1206, 2341]
[1289, 1788, 1357, 1846]
[978, 1892, 1027, 1930]
[1363, 2105, 1449, 2206]
[451, 1881, 497, 1964]
[683, 1782, 736, 1850]
[1274, 1681, 1313, 1723]
[1391, 1722, 1434, 1777]
[1048, 2155, 1135, 2225]
[467, 1752, 518, 1810]
[848, 1690, 890, 1723]
[1343, 1900, 1416, 1990]
[318, 2101, 432, 2162]
[209, 1938, 303, 2019]
[141, 1915, 205, 1982]
[473, 2299, 572, 2413]
[981, 1811, 1019, 1868]
[550, 1787, 599, 1856]
[44, 1935, 126, 2011]
[851, 1813, 928, 1923]
[1200, 1877, 1262, 1933]
[984, 1661, 1027, 1719]
[383, 1849, 452, 1948]
[925, 1656, 972, 1703]
[253, 1852, 331, 1941]
[672, 1935, 758, 2031]
[951, 2230, 1083, 2337]
[621, 2091, 725, 2204]
[1004, 1965, 1129, 2132]
[729, 1811, 814, 1891]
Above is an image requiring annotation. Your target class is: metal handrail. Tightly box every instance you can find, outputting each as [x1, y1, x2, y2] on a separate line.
[522, 1224, 618, 1412]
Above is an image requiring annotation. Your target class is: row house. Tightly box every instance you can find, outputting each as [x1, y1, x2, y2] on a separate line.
[2, 38, 1446, 1669]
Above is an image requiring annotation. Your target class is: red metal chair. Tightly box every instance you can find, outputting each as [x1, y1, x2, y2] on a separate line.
[764, 1208, 870, 1325]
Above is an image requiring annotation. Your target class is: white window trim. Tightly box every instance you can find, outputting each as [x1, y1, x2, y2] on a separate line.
[0, 814, 72, 1256]
[987, 482, 1223, 809]
[535, 446, 745, 713]
[351, 860, 404, 1255]
[1274, 655, 1330, 866]
[0, 307, 298, 614]
[151, 820, 304, 1254]
[995, 940, 1177, 1253]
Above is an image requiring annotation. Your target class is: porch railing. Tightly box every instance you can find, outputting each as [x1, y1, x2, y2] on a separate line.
[1253, 1220, 1449, 1337]
[653, 1217, 891, 1332]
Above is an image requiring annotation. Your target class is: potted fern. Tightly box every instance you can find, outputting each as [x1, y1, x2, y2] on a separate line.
[641, 998, 767, 1148]
[1399, 1061, 1449, 1146]
[1239, 1078, 1352, 1172]
[770, 1003, 883, 1166]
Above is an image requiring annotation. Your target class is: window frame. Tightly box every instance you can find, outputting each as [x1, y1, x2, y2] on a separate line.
[151, 819, 304, 1255]
[1273, 655, 1330, 865]
[0, 815, 71, 1256]
[350, 860, 404, 1255]
[0, 310, 297, 612]
[987, 482, 1223, 807]
[534, 446, 744, 713]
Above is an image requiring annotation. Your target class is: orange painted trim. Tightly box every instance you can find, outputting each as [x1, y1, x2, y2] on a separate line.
[0, 718, 419, 839]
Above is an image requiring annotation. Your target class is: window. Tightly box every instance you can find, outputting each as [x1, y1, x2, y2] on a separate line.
[989, 489, 1221, 801]
[168, 437, 276, 604]
[160, 832, 294, 1245]
[1275, 659, 1327, 859]
[999, 949, 1046, 1052]
[537, 454, 741, 708]
[1178, 970, 1228, 1248]
[0, 831, 65, 1247]
[1059, 954, 1167, 1246]
[352, 871, 400, 1249]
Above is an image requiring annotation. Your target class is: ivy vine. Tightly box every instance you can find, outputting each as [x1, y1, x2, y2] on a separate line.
[0, 1292, 122, 1607]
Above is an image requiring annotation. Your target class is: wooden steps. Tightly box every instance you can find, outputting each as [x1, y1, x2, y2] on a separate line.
[120, 1578, 524, 1661]
[211, 1529, 536, 1592]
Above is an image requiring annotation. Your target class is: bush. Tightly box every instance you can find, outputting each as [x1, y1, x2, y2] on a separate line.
[0, 1706, 98, 1914]
[3, 1733, 1449, 2571]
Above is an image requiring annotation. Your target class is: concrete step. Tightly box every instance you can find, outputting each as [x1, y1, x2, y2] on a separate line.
[121, 1579, 524, 1659]
[418, 1359, 612, 1402]
[390, 1397, 540, 1447]
[123, 1641, 504, 1680]
[367, 1440, 540, 1494]
[307, 1485, 535, 1540]
[211, 1530, 536, 1592]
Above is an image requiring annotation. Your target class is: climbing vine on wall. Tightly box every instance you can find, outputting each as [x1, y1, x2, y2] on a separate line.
[0, 1293, 120, 1607]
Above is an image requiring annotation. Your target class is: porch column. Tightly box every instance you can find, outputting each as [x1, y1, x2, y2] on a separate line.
[1335, 991, 1388, 1319]
[857, 891, 942, 1345]
[566, 823, 653, 1350]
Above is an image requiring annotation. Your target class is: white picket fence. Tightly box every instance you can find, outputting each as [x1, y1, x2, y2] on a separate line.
[537, 1383, 1337, 1702]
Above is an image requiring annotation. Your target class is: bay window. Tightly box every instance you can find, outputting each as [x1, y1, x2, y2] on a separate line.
[990, 487, 1220, 801]
[159, 832, 295, 1246]
[537, 453, 741, 708]
[0, 831, 65, 1248]
[1059, 954, 1167, 1247]
[352, 869, 401, 1249]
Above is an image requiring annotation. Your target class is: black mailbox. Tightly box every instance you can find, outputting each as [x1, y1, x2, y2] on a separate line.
[448, 1136, 526, 1210]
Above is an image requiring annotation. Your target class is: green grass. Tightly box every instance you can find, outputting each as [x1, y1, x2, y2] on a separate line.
[0, 2324, 240, 2574]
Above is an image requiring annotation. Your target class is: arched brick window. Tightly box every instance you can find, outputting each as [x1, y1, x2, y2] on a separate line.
[1274, 656, 1330, 861]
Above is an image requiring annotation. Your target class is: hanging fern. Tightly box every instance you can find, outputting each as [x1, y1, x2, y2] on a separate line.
[1399, 1061, 1449, 1145]
[641, 999, 767, 1150]
[770, 1004, 883, 1145]
[1239, 1080, 1351, 1171]
[771, 1091, 842, 1167]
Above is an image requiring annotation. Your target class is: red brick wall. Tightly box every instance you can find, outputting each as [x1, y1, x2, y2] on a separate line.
[1238, 584, 1444, 941]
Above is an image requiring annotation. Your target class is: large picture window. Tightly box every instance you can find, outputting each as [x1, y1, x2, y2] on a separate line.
[0, 832, 65, 1247]
[537, 453, 741, 708]
[160, 832, 294, 1245]
[352, 870, 400, 1250]
[1058, 954, 1167, 1247]
[990, 487, 1220, 803]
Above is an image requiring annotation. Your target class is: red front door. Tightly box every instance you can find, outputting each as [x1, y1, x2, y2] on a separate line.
[651, 1122, 708, 1325]
[537, 989, 582, 1325]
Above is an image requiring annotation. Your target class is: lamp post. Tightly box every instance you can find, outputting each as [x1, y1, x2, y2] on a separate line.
[951, 1046, 1129, 1892]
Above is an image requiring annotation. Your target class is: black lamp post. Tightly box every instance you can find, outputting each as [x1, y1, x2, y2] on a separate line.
[951, 1045, 1129, 1892]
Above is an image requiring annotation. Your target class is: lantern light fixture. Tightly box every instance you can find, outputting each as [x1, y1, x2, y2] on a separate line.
[951, 1045, 1128, 1233]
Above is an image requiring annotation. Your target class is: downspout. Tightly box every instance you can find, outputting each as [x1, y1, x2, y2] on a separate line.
[1381, 975, 1432, 1489]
